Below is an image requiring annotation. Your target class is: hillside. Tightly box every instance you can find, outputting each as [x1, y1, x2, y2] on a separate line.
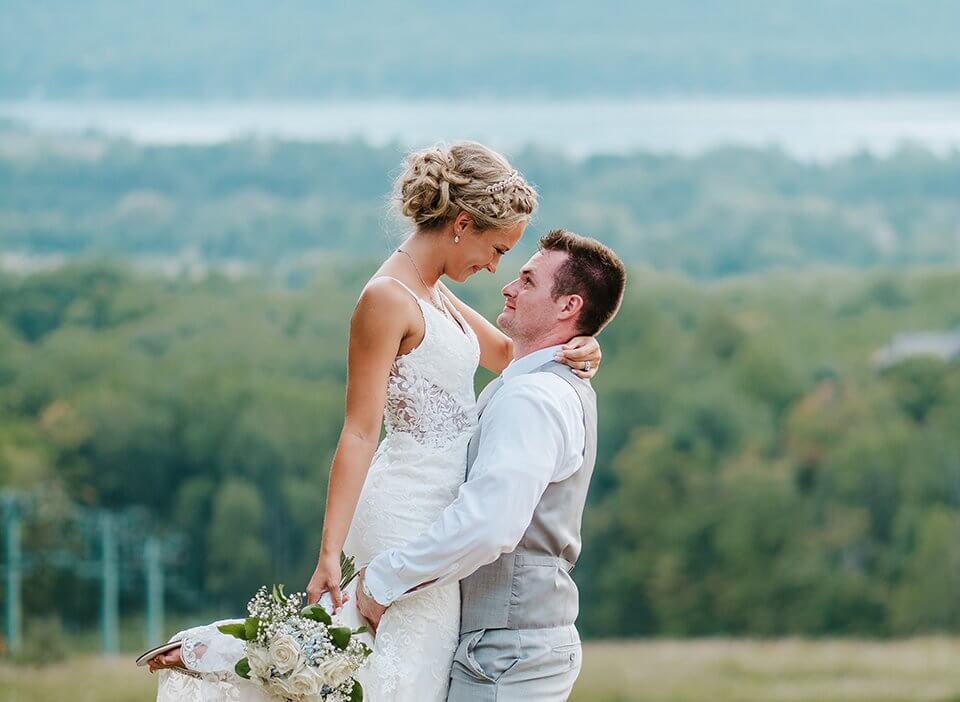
[2, 263, 958, 636]
[1, 127, 959, 277]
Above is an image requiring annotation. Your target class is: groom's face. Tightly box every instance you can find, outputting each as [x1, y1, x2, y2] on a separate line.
[498, 250, 568, 339]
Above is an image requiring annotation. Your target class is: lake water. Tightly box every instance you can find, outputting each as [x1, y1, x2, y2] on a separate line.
[1, 97, 959, 160]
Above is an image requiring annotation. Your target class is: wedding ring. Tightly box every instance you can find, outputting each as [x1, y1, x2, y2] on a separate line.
[583, 360, 592, 372]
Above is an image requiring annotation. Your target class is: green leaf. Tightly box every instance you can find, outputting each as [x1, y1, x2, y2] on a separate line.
[217, 622, 247, 640]
[329, 626, 352, 650]
[235, 657, 251, 679]
[301, 603, 332, 625]
[352, 625, 367, 635]
[271, 583, 286, 604]
[244, 616, 260, 640]
[349, 679, 363, 702]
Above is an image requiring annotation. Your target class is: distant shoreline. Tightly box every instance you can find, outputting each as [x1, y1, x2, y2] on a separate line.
[3, 96, 960, 161]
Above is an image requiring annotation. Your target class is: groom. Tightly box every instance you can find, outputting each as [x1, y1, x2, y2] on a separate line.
[356, 229, 626, 701]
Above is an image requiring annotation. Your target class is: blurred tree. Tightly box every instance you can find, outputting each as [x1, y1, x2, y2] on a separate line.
[891, 509, 960, 632]
[206, 479, 269, 605]
[2, 262, 959, 636]
[882, 358, 947, 423]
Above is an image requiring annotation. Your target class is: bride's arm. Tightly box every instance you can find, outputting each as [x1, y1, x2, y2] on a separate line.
[439, 281, 604, 377]
[307, 280, 414, 610]
[149, 619, 247, 675]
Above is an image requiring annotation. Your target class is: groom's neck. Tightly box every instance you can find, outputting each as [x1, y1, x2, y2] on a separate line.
[512, 333, 574, 362]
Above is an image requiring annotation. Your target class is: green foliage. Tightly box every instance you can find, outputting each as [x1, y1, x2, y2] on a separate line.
[2, 132, 960, 278]
[328, 626, 353, 650]
[13, 616, 68, 665]
[349, 680, 363, 702]
[882, 358, 948, 422]
[206, 480, 269, 604]
[2, 262, 959, 637]
[0, 265, 140, 342]
[696, 307, 746, 360]
[301, 603, 332, 626]
[891, 509, 960, 633]
[244, 616, 260, 641]
[218, 622, 247, 640]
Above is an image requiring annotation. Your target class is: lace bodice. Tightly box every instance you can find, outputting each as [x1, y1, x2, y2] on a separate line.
[382, 289, 480, 450]
[345, 279, 481, 563]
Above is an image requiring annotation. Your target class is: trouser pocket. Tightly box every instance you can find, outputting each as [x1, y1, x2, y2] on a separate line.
[504, 628, 582, 684]
[456, 629, 521, 684]
[551, 641, 582, 677]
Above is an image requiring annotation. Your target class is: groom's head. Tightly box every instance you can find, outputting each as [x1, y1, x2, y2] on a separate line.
[498, 229, 625, 348]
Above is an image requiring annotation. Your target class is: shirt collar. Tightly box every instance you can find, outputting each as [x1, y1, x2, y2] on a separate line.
[501, 344, 565, 382]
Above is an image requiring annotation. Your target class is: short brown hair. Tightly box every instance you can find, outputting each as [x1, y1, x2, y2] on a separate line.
[539, 229, 626, 336]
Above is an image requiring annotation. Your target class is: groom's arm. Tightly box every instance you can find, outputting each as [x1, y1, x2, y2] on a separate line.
[363, 374, 583, 606]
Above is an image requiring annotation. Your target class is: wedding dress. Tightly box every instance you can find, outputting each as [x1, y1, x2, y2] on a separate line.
[157, 277, 480, 702]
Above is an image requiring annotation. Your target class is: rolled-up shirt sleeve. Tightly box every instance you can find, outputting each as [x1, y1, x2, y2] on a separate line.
[363, 375, 576, 605]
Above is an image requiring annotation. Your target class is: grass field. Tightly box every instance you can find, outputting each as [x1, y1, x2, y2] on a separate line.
[2, 639, 959, 702]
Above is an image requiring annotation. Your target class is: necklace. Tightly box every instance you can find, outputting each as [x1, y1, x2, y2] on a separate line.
[396, 248, 446, 314]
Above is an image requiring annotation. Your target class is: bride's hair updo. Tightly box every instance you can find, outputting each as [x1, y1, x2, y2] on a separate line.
[395, 141, 537, 230]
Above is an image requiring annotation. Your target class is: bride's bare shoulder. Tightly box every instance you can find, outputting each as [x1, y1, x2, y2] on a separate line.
[350, 278, 424, 355]
[353, 276, 420, 322]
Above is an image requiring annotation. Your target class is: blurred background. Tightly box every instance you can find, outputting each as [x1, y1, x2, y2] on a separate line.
[1, 2, 959, 700]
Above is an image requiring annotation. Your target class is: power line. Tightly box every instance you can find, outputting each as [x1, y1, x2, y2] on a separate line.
[1, 488, 186, 655]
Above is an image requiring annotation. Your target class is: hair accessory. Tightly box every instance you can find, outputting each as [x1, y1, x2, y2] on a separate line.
[485, 170, 523, 195]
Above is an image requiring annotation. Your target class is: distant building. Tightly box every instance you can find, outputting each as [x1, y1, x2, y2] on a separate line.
[872, 330, 960, 369]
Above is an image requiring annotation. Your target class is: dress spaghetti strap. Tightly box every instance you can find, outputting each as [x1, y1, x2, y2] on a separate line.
[372, 276, 422, 303]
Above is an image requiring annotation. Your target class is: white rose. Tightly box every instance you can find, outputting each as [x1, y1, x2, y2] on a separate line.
[246, 646, 273, 680]
[269, 634, 302, 675]
[286, 664, 322, 698]
[314, 656, 354, 688]
[267, 674, 294, 699]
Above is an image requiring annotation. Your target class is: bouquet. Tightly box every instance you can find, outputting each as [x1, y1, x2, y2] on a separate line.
[219, 554, 371, 702]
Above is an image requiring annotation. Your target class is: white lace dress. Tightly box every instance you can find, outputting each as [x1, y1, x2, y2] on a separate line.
[157, 278, 480, 702]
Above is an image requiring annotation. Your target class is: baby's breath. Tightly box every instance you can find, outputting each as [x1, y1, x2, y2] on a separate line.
[236, 579, 370, 701]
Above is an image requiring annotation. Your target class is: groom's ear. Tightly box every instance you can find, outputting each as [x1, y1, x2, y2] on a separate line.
[557, 293, 584, 323]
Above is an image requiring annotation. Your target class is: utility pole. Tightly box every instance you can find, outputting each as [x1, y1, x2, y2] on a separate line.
[144, 536, 164, 648]
[100, 512, 119, 655]
[2, 494, 22, 655]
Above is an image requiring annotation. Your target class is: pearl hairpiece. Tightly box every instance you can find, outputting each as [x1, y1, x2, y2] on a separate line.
[485, 170, 523, 194]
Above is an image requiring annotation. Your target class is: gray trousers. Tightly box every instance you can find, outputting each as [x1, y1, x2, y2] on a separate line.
[447, 625, 582, 702]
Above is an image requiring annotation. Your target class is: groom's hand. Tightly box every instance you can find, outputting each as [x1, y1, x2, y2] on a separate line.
[356, 569, 387, 632]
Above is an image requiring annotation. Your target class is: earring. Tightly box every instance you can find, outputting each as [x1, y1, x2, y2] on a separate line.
[454, 235, 460, 243]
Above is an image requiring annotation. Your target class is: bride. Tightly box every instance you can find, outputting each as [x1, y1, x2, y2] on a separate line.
[152, 141, 601, 702]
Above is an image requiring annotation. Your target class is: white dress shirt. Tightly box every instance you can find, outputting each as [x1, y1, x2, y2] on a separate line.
[363, 344, 586, 605]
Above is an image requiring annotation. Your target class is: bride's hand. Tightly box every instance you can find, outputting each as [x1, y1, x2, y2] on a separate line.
[306, 551, 345, 612]
[556, 336, 602, 379]
[148, 644, 192, 673]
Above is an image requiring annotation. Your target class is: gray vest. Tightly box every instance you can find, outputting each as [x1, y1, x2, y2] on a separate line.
[459, 361, 598, 633]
